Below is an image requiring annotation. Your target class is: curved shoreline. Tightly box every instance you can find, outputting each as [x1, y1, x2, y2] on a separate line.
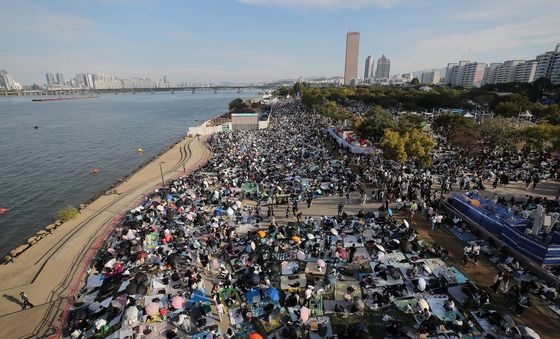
[2, 115, 223, 263]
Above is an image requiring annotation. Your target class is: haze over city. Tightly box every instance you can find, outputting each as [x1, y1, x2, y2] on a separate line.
[1, 0, 560, 85]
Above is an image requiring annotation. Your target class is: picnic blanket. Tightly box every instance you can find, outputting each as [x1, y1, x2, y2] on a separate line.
[281, 261, 301, 275]
[280, 273, 306, 290]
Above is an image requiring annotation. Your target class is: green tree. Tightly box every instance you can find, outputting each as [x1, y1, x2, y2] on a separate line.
[381, 129, 407, 163]
[432, 113, 476, 142]
[397, 113, 426, 133]
[405, 129, 436, 166]
[229, 98, 249, 112]
[356, 106, 396, 142]
[478, 117, 518, 151]
[411, 77, 420, 86]
[521, 123, 560, 151]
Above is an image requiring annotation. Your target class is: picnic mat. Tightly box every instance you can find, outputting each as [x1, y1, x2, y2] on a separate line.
[442, 267, 468, 285]
[334, 280, 362, 301]
[309, 316, 334, 339]
[305, 262, 326, 275]
[281, 261, 301, 275]
[449, 227, 477, 242]
[280, 273, 307, 290]
[323, 300, 353, 313]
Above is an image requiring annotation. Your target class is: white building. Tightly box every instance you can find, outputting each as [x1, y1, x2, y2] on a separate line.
[0, 70, 22, 90]
[421, 69, 441, 84]
[481, 63, 501, 85]
[364, 55, 374, 80]
[514, 60, 537, 83]
[375, 55, 390, 80]
[461, 62, 486, 88]
[495, 60, 524, 83]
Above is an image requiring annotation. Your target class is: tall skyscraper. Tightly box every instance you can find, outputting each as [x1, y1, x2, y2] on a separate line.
[364, 55, 374, 80]
[56, 72, 65, 85]
[344, 32, 360, 85]
[45, 73, 55, 85]
[375, 55, 390, 79]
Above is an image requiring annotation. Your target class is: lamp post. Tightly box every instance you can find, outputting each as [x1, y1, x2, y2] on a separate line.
[159, 161, 166, 187]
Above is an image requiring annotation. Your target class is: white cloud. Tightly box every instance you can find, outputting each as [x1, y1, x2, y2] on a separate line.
[237, 0, 408, 9]
[394, 19, 560, 73]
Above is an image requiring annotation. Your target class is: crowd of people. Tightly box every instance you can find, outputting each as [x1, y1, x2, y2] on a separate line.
[64, 100, 558, 339]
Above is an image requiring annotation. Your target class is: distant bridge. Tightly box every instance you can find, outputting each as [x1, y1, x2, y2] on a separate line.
[0, 85, 280, 97]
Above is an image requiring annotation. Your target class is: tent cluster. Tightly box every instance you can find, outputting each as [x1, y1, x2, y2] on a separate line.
[65, 101, 548, 339]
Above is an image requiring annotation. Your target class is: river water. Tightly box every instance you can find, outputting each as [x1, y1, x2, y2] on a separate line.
[0, 91, 257, 257]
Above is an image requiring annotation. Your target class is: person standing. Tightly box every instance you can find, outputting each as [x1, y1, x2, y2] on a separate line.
[19, 292, 34, 309]
[471, 242, 481, 264]
[216, 300, 224, 322]
[462, 244, 472, 266]
[348, 244, 357, 263]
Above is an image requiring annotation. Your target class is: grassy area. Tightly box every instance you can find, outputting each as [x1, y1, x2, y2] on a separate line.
[55, 205, 79, 222]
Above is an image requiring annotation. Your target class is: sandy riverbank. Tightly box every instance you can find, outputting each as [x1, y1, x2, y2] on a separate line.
[0, 128, 213, 337]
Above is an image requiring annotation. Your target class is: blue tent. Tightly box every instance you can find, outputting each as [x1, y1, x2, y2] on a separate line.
[246, 289, 261, 303]
[265, 288, 280, 303]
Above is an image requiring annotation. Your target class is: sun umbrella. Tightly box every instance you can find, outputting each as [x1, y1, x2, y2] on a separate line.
[330, 228, 338, 236]
[157, 205, 164, 212]
[226, 207, 234, 216]
[258, 230, 267, 238]
[317, 259, 326, 269]
[171, 295, 185, 309]
[292, 236, 301, 244]
[145, 302, 160, 316]
[403, 220, 409, 228]
[296, 250, 305, 261]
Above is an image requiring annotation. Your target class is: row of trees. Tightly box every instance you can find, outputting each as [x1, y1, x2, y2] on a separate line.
[280, 80, 560, 123]
[432, 114, 560, 156]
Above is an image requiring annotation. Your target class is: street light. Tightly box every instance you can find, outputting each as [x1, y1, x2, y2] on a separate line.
[159, 161, 166, 187]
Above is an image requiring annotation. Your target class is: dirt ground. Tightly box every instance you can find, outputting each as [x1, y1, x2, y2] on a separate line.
[409, 213, 560, 339]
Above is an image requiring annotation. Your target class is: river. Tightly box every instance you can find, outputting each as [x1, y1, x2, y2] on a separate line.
[0, 91, 257, 257]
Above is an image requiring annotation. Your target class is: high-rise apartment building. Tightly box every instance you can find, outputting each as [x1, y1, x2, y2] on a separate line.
[481, 63, 501, 85]
[375, 55, 390, 79]
[444, 63, 458, 85]
[420, 69, 441, 84]
[495, 60, 524, 84]
[443, 61, 484, 88]
[548, 43, 560, 85]
[461, 62, 486, 88]
[344, 32, 360, 85]
[514, 60, 537, 83]
[45, 73, 55, 85]
[56, 72, 65, 85]
[364, 55, 374, 80]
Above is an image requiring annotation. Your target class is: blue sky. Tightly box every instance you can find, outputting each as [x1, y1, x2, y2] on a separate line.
[1, 0, 559, 85]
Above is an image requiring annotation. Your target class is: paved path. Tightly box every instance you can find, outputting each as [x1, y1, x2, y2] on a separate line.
[0, 135, 211, 338]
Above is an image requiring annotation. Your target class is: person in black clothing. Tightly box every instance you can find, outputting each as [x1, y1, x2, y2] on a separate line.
[348, 244, 357, 263]
[20, 292, 34, 309]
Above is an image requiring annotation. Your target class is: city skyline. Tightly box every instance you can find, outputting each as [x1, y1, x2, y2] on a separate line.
[1, 0, 559, 85]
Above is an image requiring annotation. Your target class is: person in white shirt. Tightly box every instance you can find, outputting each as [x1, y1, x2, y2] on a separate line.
[216, 300, 224, 322]
[471, 242, 481, 264]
